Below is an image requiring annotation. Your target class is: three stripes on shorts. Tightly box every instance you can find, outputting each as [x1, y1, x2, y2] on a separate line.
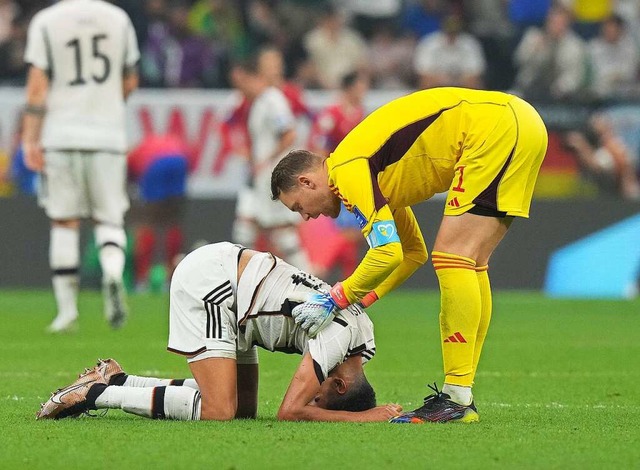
[202, 280, 233, 339]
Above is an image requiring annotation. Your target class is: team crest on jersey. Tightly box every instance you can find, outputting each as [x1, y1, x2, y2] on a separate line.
[352, 205, 367, 229]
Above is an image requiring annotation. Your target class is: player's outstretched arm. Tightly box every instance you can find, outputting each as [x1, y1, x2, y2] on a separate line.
[277, 354, 401, 422]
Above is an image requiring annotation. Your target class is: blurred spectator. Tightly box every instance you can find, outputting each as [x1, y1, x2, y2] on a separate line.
[513, 5, 587, 102]
[257, 45, 311, 118]
[615, 0, 640, 46]
[0, 13, 29, 85]
[246, 0, 287, 50]
[367, 23, 415, 89]
[302, 5, 368, 89]
[113, 0, 148, 49]
[571, 0, 613, 39]
[588, 14, 639, 100]
[508, 0, 552, 31]
[128, 132, 190, 290]
[188, 0, 248, 58]
[0, 0, 18, 43]
[401, 0, 445, 39]
[413, 14, 486, 90]
[463, 0, 516, 90]
[308, 71, 369, 156]
[564, 113, 640, 200]
[342, 0, 402, 40]
[141, 2, 220, 87]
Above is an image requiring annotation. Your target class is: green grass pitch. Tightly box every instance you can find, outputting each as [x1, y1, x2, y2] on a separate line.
[0, 289, 638, 469]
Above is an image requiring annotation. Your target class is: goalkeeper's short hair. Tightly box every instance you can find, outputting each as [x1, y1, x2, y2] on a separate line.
[325, 375, 376, 412]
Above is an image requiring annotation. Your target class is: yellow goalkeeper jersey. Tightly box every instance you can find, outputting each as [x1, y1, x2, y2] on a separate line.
[327, 87, 547, 302]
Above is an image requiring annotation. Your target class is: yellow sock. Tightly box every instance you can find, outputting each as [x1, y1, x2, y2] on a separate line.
[471, 266, 492, 385]
[432, 251, 480, 388]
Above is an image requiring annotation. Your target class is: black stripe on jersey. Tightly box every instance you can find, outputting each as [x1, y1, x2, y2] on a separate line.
[368, 110, 446, 210]
[215, 305, 222, 339]
[52, 267, 79, 276]
[202, 281, 231, 302]
[151, 386, 166, 419]
[211, 288, 233, 305]
[42, 26, 54, 80]
[332, 317, 348, 327]
[313, 359, 325, 384]
[361, 350, 374, 361]
[170, 379, 186, 386]
[348, 343, 366, 355]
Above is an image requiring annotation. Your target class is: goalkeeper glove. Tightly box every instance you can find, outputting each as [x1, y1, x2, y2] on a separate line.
[292, 283, 350, 337]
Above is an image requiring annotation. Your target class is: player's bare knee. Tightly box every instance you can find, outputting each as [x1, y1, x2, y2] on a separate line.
[199, 399, 236, 421]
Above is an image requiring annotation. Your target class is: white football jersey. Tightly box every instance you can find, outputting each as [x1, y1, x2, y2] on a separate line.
[248, 86, 295, 179]
[24, 0, 140, 152]
[236, 250, 376, 381]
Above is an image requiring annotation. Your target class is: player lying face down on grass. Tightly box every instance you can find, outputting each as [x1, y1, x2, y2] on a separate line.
[36, 242, 401, 422]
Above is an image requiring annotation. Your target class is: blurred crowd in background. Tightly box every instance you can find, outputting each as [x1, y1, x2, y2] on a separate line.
[2, 0, 640, 103]
[1, 0, 640, 290]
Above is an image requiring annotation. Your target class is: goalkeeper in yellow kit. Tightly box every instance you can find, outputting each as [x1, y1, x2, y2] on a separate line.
[271, 87, 547, 423]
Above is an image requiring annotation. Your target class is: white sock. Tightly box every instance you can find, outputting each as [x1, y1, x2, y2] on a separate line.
[123, 375, 199, 390]
[95, 224, 126, 282]
[50, 226, 80, 320]
[442, 383, 473, 406]
[94, 385, 201, 420]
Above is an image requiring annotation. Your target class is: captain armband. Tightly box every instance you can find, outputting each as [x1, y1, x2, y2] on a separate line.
[365, 220, 401, 248]
[25, 104, 46, 116]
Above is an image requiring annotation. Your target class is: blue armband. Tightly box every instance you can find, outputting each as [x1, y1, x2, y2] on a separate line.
[365, 220, 401, 248]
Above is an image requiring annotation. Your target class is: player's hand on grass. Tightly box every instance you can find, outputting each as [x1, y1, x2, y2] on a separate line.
[362, 404, 403, 422]
[292, 292, 339, 337]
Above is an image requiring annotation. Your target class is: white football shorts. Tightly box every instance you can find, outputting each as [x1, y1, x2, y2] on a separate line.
[39, 150, 129, 225]
[167, 242, 258, 364]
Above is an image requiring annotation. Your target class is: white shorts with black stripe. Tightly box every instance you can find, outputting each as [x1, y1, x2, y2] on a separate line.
[167, 242, 258, 364]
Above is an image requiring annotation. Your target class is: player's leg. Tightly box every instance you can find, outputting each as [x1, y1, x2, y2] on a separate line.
[48, 219, 81, 332]
[88, 152, 130, 328]
[36, 359, 202, 420]
[39, 151, 86, 332]
[233, 187, 259, 247]
[432, 212, 512, 404]
[189, 357, 238, 420]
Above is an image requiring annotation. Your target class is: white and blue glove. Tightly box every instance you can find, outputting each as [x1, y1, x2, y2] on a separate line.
[292, 291, 339, 338]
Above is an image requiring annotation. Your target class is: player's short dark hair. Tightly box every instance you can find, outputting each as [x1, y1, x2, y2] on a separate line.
[325, 375, 377, 412]
[270, 149, 323, 200]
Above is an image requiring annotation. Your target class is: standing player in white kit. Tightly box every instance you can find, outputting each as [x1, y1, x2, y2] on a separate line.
[231, 55, 310, 272]
[22, 0, 140, 332]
